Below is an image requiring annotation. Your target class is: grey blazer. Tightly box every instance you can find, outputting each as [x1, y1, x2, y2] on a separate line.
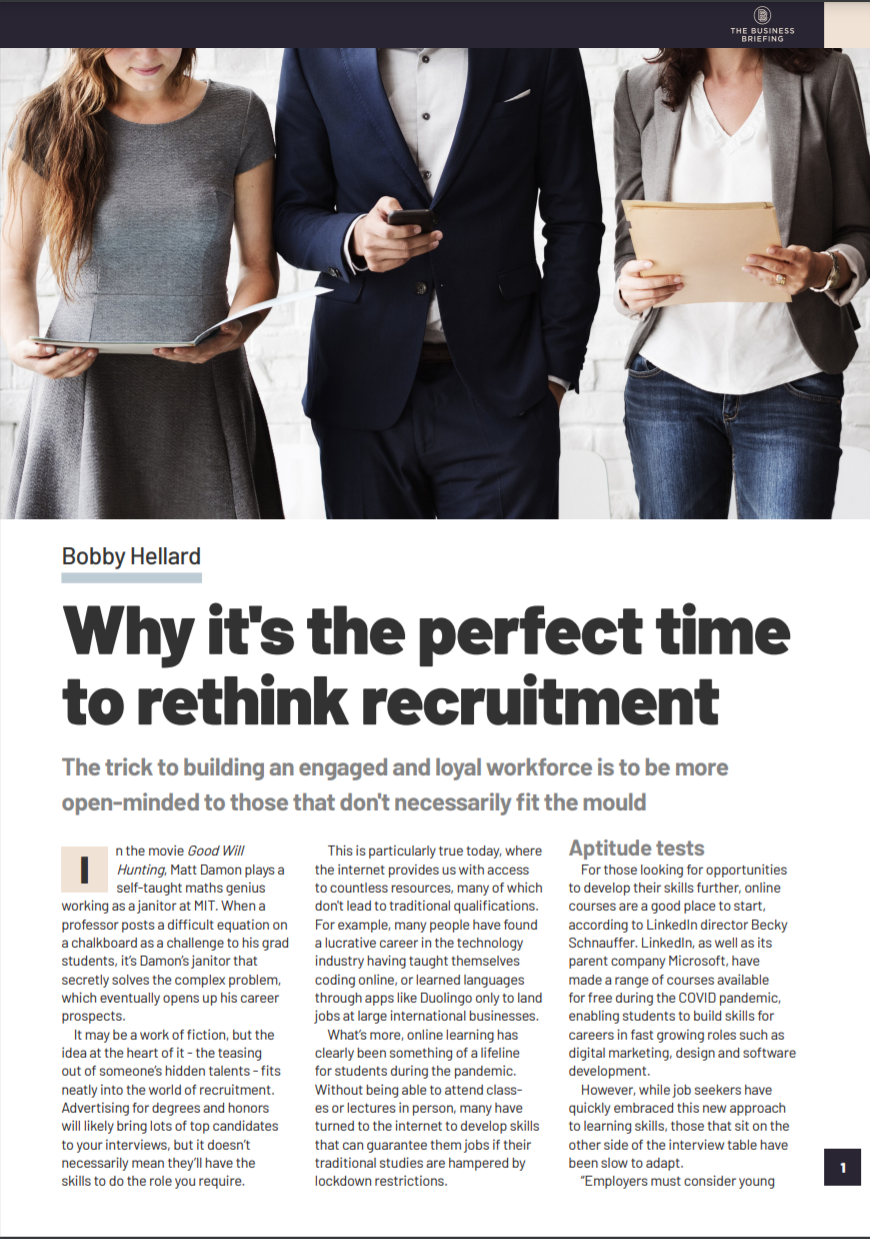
[613, 53, 870, 374]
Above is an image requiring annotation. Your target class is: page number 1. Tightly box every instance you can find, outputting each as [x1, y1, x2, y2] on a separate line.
[824, 1149, 861, 1186]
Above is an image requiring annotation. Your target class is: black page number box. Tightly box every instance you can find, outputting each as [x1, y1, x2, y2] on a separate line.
[824, 1149, 861, 1186]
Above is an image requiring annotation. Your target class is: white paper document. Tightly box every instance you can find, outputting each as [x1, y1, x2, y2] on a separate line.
[29, 288, 331, 355]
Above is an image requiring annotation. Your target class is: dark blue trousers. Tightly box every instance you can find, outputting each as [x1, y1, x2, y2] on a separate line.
[311, 363, 560, 520]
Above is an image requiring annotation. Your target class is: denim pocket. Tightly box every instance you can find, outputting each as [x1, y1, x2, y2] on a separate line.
[628, 353, 662, 378]
[784, 372, 844, 404]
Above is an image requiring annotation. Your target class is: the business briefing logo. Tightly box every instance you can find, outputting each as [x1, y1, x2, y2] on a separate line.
[732, 5, 793, 43]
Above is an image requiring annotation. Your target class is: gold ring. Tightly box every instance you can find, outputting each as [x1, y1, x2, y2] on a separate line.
[775, 274, 786, 286]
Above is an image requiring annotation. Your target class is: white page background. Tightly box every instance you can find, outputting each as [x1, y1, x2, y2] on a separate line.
[0, 520, 865, 1237]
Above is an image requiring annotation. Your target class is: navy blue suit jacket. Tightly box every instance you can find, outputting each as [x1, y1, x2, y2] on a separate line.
[274, 49, 603, 430]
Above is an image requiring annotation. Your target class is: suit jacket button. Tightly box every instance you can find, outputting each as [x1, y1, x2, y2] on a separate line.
[415, 282, 428, 295]
[328, 267, 340, 278]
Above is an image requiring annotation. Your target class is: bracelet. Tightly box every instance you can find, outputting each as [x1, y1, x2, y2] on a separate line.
[809, 250, 839, 294]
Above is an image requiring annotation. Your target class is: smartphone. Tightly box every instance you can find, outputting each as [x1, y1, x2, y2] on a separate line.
[387, 209, 439, 233]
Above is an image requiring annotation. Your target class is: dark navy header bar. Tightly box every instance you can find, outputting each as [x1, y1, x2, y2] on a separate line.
[0, 2, 826, 46]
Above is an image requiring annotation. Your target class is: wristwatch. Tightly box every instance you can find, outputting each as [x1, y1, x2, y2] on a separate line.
[809, 250, 840, 294]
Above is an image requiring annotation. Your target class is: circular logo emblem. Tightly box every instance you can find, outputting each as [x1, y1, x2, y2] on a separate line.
[754, 5, 771, 22]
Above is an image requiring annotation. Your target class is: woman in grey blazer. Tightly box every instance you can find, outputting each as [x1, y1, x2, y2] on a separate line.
[614, 48, 870, 519]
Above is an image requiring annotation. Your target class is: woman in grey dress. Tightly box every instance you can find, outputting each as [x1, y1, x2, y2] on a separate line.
[2, 47, 284, 518]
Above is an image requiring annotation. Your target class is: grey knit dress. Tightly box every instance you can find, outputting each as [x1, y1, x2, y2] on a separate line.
[5, 81, 284, 519]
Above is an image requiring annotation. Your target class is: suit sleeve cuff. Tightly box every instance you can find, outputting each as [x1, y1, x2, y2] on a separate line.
[343, 216, 368, 275]
[827, 246, 866, 307]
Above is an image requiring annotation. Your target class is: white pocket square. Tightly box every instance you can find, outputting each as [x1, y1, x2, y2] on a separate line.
[503, 89, 530, 102]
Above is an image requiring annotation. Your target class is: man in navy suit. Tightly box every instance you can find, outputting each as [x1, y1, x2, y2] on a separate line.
[274, 48, 603, 519]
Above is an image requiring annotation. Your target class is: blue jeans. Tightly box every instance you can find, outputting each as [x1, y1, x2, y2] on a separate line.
[624, 356, 843, 519]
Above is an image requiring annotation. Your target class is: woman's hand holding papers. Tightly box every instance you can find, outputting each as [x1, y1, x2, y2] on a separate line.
[153, 319, 246, 364]
[10, 339, 99, 380]
[618, 259, 683, 312]
[742, 245, 852, 295]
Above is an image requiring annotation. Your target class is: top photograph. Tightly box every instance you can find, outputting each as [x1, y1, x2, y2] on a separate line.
[1, 45, 869, 521]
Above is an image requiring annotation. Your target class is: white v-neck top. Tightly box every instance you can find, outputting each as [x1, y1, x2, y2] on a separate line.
[641, 75, 860, 394]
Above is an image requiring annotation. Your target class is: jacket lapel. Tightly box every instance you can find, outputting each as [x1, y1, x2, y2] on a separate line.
[340, 48, 429, 200]
[432, 48, 507, 205]
[763, 61, 801, 245]
[651, 87, 687, 202]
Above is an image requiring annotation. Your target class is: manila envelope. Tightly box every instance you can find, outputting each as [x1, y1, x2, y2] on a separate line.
[622, 200, 791, 304]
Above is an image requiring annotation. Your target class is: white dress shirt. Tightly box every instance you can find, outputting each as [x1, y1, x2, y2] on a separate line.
[344, 48, 467, 343]
[343, 48, 568, 387]
[639, 74, 862, 395]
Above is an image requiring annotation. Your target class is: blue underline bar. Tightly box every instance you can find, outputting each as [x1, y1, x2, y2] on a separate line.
[61, 573, 203, 584]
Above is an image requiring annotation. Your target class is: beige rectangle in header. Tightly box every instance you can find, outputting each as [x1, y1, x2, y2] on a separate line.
[825, 3, 870, 46]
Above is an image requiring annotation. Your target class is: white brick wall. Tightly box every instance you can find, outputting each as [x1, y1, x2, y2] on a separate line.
[1, 46, 868, 517]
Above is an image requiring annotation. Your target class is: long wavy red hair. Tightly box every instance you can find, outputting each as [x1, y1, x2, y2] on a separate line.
[648, 48, 833, 110]
[5, 48, 196, 297]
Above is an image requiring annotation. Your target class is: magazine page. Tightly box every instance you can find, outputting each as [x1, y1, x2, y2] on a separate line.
[0, 7, 867, 1238]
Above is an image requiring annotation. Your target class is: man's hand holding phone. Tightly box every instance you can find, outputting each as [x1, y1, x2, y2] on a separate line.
[351, 197, 442, 272]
